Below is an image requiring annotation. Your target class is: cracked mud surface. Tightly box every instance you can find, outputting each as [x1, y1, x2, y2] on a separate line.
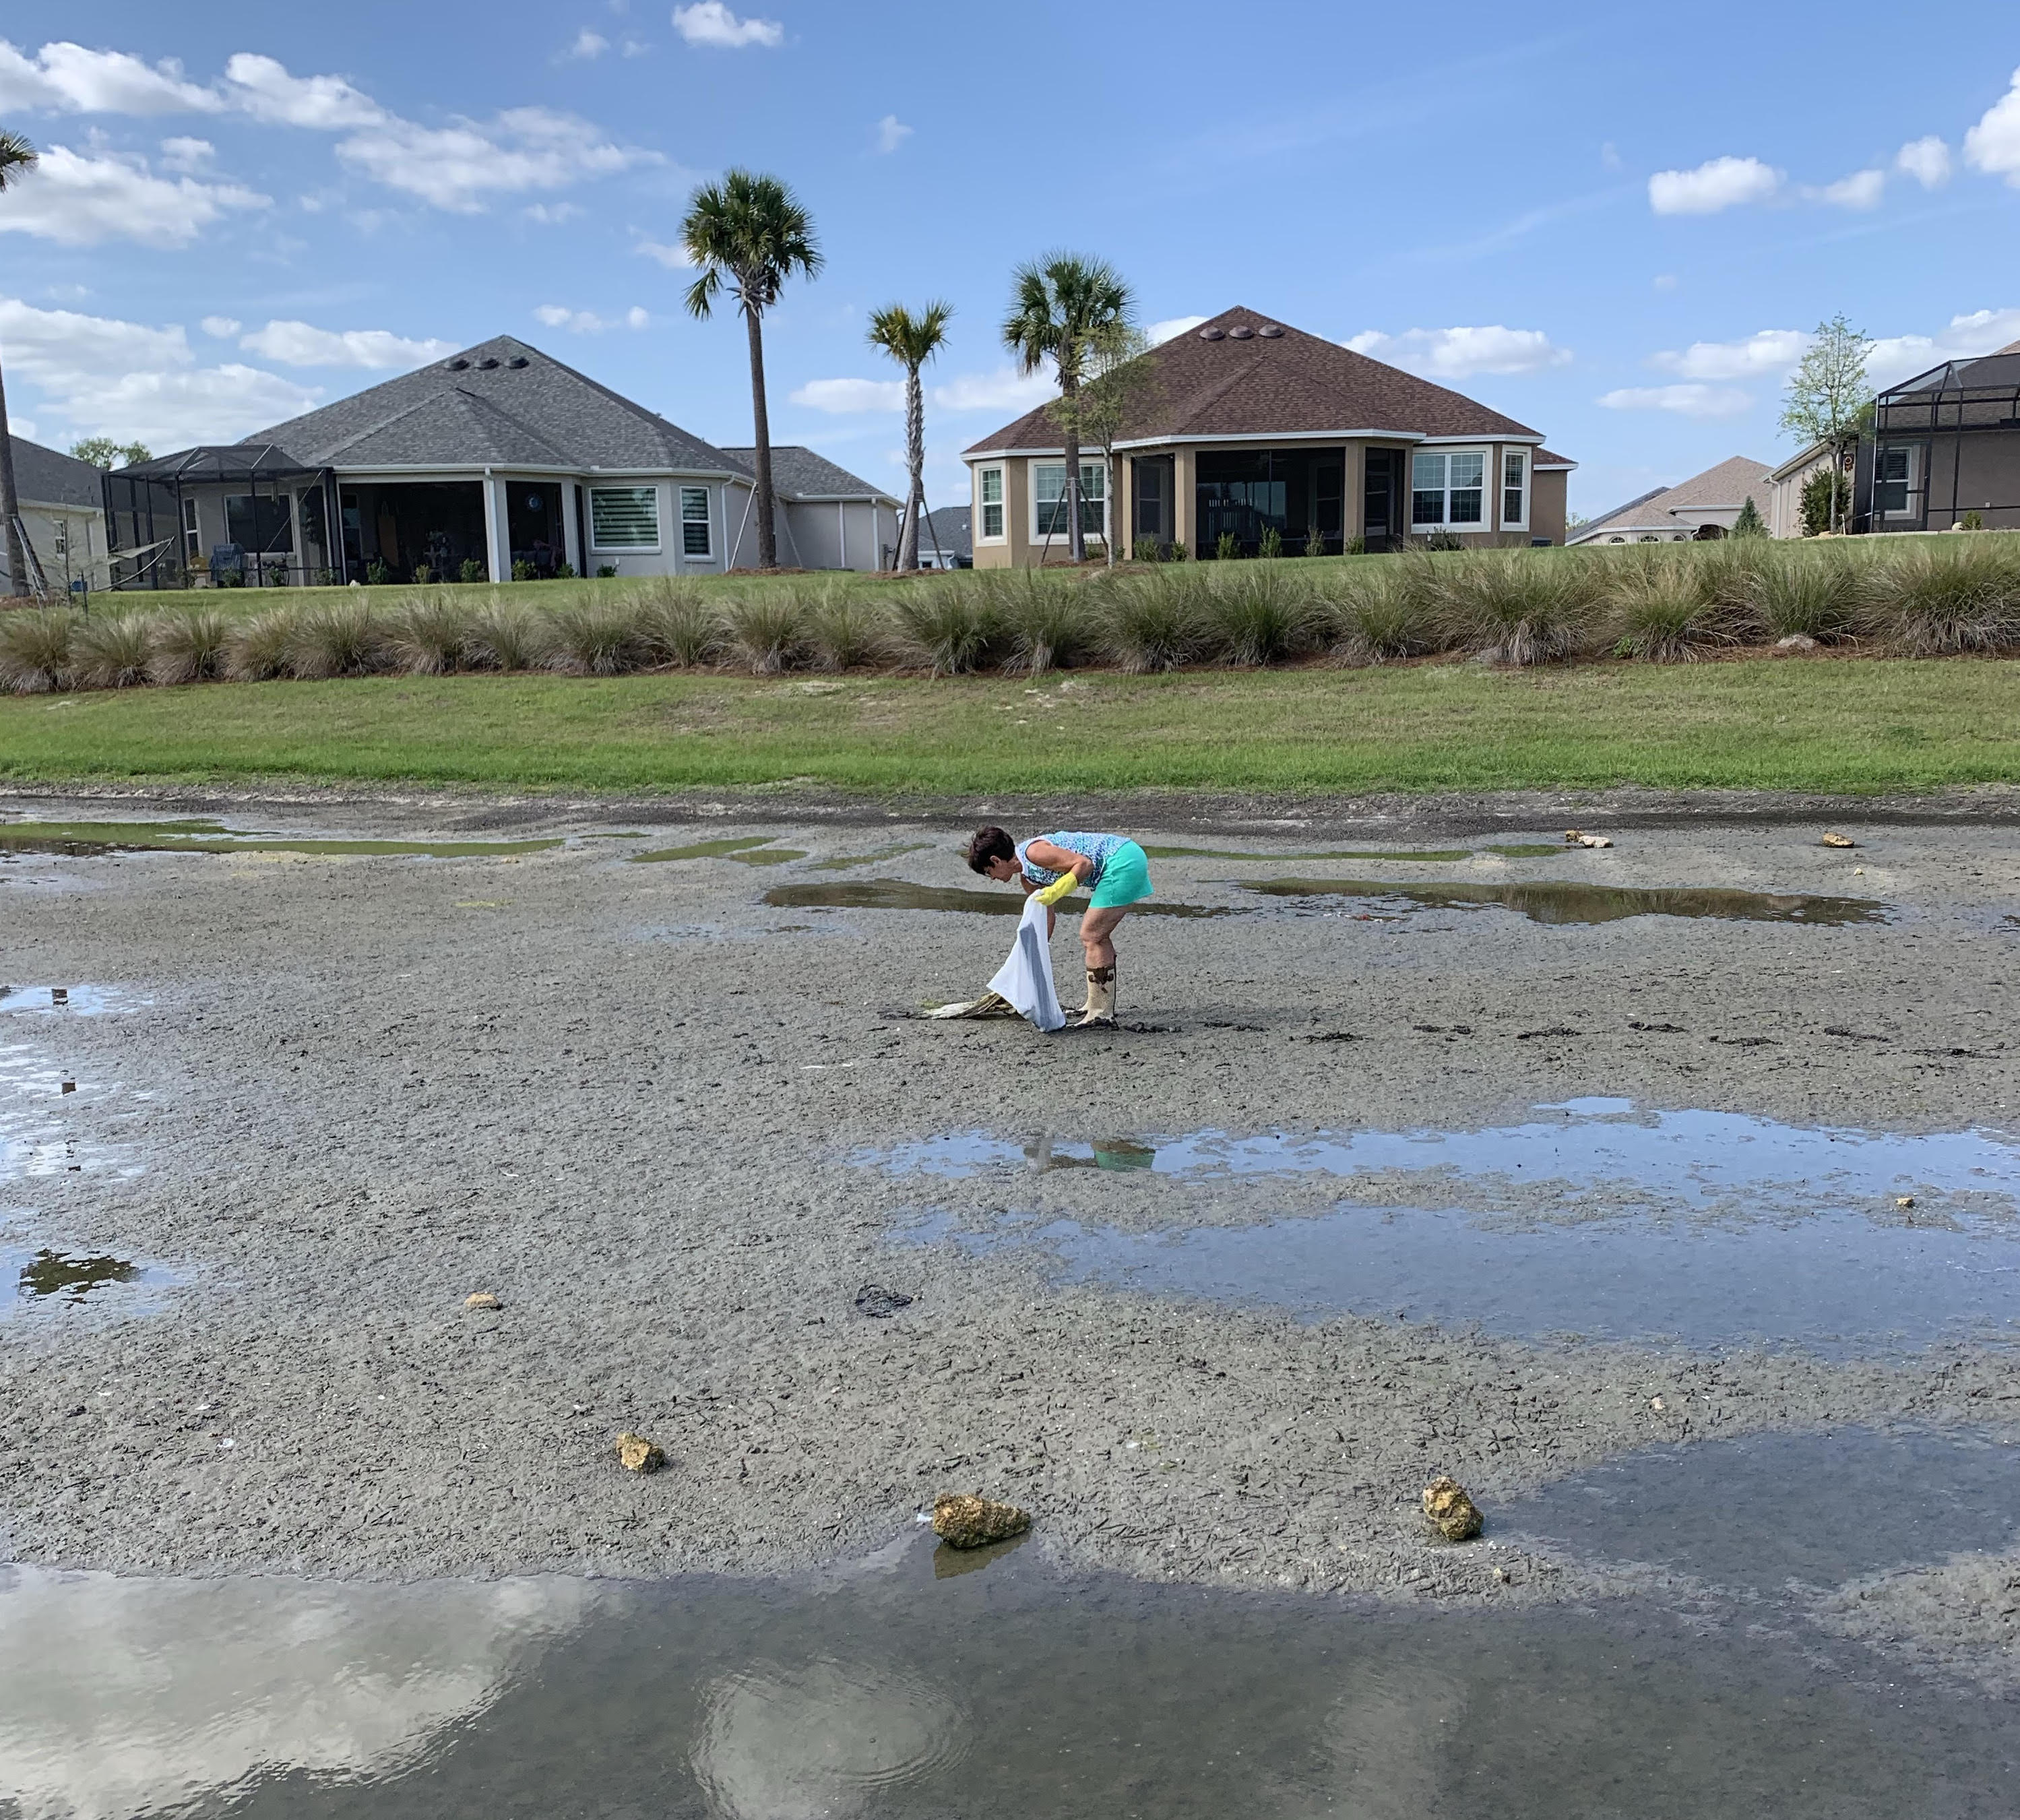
[2, 790, 2017, 1698]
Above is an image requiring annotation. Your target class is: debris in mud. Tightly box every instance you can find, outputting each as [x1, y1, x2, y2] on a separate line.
[1303, 1030, 1362, 1044]
[854, 1284, 913, 1318]
[1821, 832, 1858, 849]
[464, 1292, 501, 1311]
[1629, 1021, 1688, 1034]
[1896, 1196, 1916, 1210]
[1423, 1476, 1483, 1542]
[1825, 1026, 1889, 1043]
[1517, 1026, 1581, 1040]
[923, 992, 1019, 1021]
[1563, 830, 1614, 848]
[614, 1433, 664, 1473]
[933, 1493, 1031, 1549]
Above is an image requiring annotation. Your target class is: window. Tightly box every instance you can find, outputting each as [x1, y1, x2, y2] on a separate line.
[680, 486, 711, 557]
[590, 485, 660, 549]
[978, 468, 1005, 540]
[1410, 450, 1485, 528]
[1875, 445, 1918, 517]
[1033, 461, 1106, 539]
[181, 496, 200, 561]
[224, 493, 294, 552]
[1501, 449, 1527, 528]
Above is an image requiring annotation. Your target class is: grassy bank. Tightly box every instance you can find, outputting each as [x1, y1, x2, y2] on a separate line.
[1, 659, 2015, 796]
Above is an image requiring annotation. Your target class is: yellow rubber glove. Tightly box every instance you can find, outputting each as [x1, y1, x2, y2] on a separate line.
[1034, 871, 1080, 908]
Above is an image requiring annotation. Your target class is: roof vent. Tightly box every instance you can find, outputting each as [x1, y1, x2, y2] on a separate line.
[507, 355, 529, 369]
[476, 356, 501, 370]
[1257, 324, 1284, 339]
[1198, 326, 1225, 341]
[1228, 325, 1255, 341]
[444, 357, 470, 371]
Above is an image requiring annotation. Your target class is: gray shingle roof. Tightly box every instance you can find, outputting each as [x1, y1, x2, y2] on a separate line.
[12, 435, 103, 510]
[921, 505, 971, 558]
[1571, 458, 1771, 543]
[245, 336, 738, 474]
[719, 445, 897, 503]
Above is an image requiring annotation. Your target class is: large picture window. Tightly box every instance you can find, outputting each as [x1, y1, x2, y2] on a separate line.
[1033, 461, 1105, 539]
[680, 486, 711, 557]
[1411, 451, 1485, 528]
[590, 485, 660, 550]
[978, 467, 1004, 540]
[1501, 449, 1527, 529]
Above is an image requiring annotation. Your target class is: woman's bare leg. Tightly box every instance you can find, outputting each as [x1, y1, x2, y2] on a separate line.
[1079, 904, 1129, 970]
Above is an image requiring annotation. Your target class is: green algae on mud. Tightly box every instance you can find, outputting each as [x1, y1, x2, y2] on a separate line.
[1239, 877, 1888, 926]
[0, 819, 562, 859]
[1142, 842, 1563, 863]
[627, 838, 808, 865]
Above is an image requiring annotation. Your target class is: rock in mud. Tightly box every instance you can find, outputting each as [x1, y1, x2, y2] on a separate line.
[464, 1291, 501, 1311]
[1422, 1476, 1483, 1542]
[614, 1432, 665, 1473]
[1822, 831, 1858, 849]
[933, 1492, 1030, 1549]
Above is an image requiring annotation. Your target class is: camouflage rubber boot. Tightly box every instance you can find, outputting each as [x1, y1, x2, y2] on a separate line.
[1077, 965, 1116, 1028]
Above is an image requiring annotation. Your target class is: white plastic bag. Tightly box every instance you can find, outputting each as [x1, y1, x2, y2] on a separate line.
[986, 893, 1065, 1031]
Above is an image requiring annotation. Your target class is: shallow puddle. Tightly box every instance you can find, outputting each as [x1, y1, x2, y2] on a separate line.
[0, 985, 148, 1016]
[0, 820, 559, 860]
[1237, 877, 1887, 926]
[0, 1536, 2009, 1819]
[0, 1044, 137, 1183]
[6, 1244, 175, 1317]
[627, 837, 807, 865]
[763, 879, 1237, 918]
[1143, 843, 1561, 862]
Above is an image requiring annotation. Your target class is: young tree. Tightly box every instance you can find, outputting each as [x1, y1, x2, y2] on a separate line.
[681, 170, 821, 571]
[1053, 325, 1156, 568]
[1780, 314, 1872, 533]
[1799, 465, 1852, 538]
[1001, 254, 1133, 564]
[69, 437, 152, 470]
[866, 301, 953, 571]
[0, 129, 40, 597]
[1730, 496, 1767, 538]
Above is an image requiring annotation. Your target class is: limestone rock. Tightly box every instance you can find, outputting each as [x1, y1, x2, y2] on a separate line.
[932, 1492, 1030, 1549]
[1422, 1476, 1482, 1542]
[614, 1432, 665, 1473]
[1776, 633, 1819, 650]
[1821, 831, 1857, 849]
[464, 1291, 501, 1311]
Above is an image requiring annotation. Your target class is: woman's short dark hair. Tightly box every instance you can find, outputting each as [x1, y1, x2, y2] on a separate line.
[965, 825, 1015, 874]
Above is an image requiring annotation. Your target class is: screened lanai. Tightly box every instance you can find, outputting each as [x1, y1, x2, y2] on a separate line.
[102, 445, 336, 590]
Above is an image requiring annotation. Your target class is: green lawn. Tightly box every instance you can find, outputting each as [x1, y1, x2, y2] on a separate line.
[1, 658, 2016, 796]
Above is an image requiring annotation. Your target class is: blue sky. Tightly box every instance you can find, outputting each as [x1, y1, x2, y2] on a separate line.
[3, 1, 2018, 520]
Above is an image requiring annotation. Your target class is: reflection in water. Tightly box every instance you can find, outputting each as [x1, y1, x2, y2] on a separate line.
[0, 820, 560, 859]
[17, 1249, 139, 1303]
[691, 1656, 966, 1820]
[0, 1569, 594, 1820]
[1237, 877, 1887, 926]
[763, 879, 1235, 918]
[0, 986, 148, 1017]
[1024, 1133, 1158, 1172]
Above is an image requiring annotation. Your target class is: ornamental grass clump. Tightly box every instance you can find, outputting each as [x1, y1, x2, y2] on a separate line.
[0, 608, 73, 693]
[466, 601, 546, 672]
[721, 592, 809, 674]
[1102, 567, 1204, 672]
[224, 608, 299, 681]
[148, 607, 229, 685]
[289, 600, 388, 679]
[1203, 564, 1313, 666]
[1604, 554, 1740, 662]
[1441, 549, 1601, 666]
[1863, 541, 2020, 654]
[1323, 559, 1441, 665]
[992, 569, 1096, 674]
[893, 578, 1001, 674]
[1748, 547, 1860, 642]
[802, 584, 889, 671]
[68, 611, 155, 689]
[544, 598, 648, 675]
[383, 591, 474, 674]
[635, 581, 720, 668]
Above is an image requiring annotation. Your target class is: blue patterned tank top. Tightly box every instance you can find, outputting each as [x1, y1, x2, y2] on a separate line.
[1017, 830, 1127, 889]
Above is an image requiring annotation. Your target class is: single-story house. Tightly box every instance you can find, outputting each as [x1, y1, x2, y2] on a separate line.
[961, 305, 1574, 565]
[1567, 457, 1773, 546]
[1, 435, 107, 598]
[916, 505, 972, 569]
[718, 445, 900, 573]
[1855, 338, 2020, 532]
[1764, 440, 1843, 539]
[103, 337, 896, 588]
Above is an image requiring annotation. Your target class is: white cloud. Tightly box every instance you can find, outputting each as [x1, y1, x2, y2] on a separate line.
[158, 135, 214, 172]
[564, 29, 610, 59]
[221, 53, 380, 129]
[873, 115, 911, 155]
[199, 315, 241, 338]
[1965, 67, 2020, 185]
[1808, 167, 1885, 210]
[930, 367, 1056, 414]
[1147, 315, 1208, 345]
[0, 295, 320, 448]
[1344, 324, 1571, 379]
[0, 144, 267, 247]
[335, 105, 652, 212]
[790, 377, 906, 413]
[1896, 135, 1952, 189]
[0, 40, 220, 115]
[1653, 274, 1678, 292]
[1648, 154, 1781, 215]
[672, 3, 784, 48]
[1868, 307, 2020, 389]
[238, 320, 455, 369]
[9, 416, 34, 440]
[532, 303, 650, 333]
[633, 235, 693, 268]
[1598, 383, 1754, 419]
[1648, 328, 1808, 381]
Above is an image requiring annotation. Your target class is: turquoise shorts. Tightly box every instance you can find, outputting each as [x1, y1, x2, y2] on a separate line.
[1089, 840, 1153, 910]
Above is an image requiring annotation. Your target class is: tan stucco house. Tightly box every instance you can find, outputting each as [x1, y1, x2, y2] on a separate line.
[961, 306, 1573, 565]
[1567, 456, 1773, 546]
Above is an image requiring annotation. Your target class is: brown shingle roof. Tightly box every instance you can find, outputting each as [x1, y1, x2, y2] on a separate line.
[1570, 456, 1771, 543]
[963, 306, 1546, 455]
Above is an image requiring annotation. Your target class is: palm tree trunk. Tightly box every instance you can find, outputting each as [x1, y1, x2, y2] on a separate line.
[745, 305, 778, 570]
[1061, 379, 1083, 565]
[899, 365, 923, 570]
[0, 351, 26, 597]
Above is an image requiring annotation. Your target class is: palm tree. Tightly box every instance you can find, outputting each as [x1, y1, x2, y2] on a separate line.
[1001, 253, 1133, 565]
[866, 301, 952, 571]
[681, 170, 821, 571]
[0, 130, 40, 598]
